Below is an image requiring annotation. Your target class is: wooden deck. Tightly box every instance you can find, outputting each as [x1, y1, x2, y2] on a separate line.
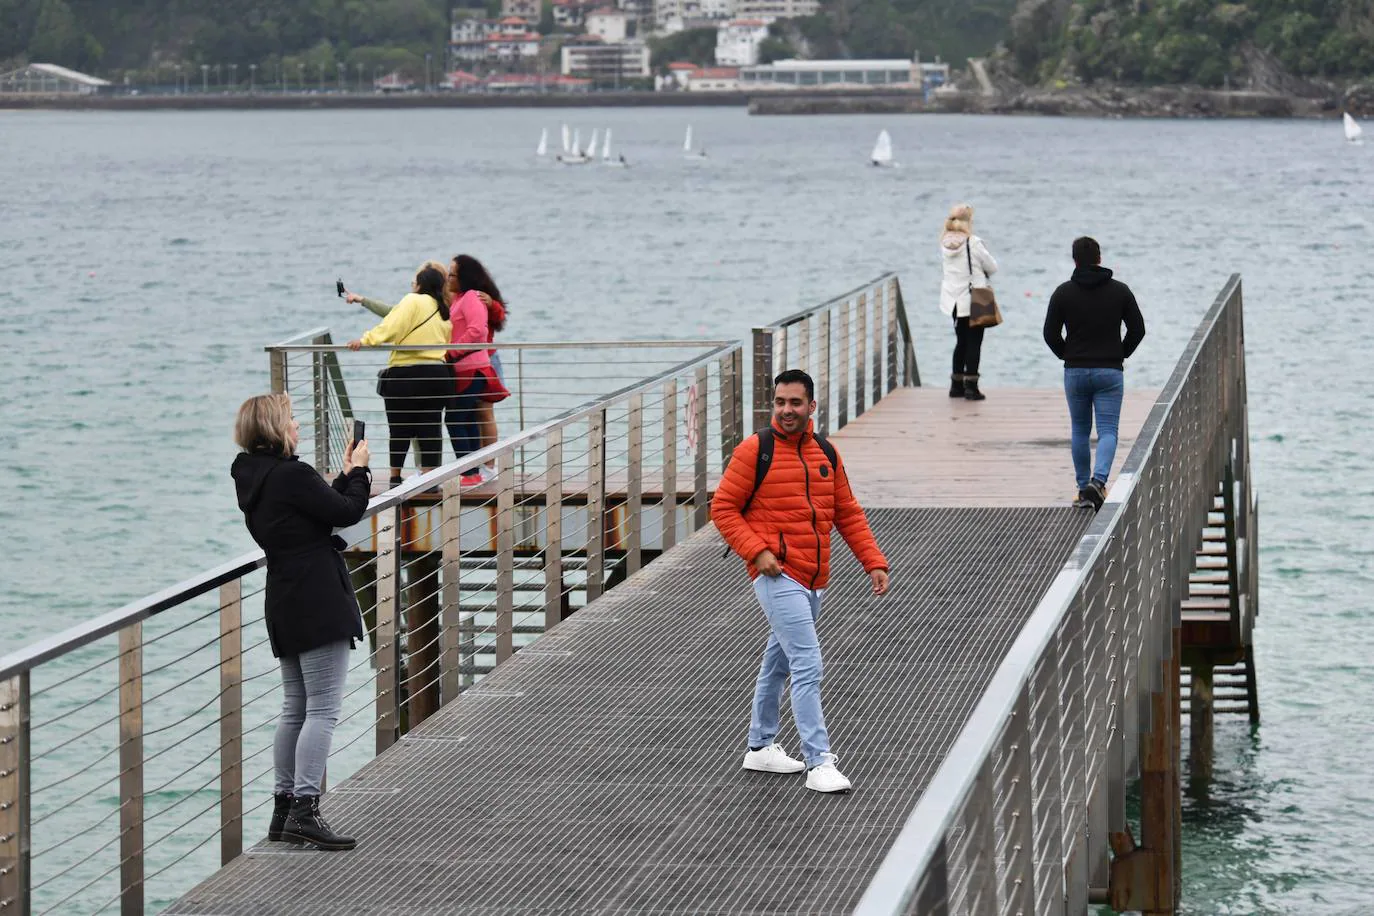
[831, 387, 1157, 508]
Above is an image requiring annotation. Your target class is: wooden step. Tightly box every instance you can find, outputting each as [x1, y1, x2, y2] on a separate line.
[1182, 597, 1232, 611]
[1195, 556, 1229, 569]
[1190, 571, 1230, 583]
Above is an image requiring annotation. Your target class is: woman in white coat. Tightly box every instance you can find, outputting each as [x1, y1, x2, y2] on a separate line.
[938, 203, 998, 400]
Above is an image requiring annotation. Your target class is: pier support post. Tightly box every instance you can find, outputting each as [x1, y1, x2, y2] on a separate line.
[751, 328, 774, 434]
[404, 550, 441, 729]
[0, 673, 30, 916]
[218, 581, 243, 865]
[118, 625, 145, 916]
[1188, 663, 1214, 784]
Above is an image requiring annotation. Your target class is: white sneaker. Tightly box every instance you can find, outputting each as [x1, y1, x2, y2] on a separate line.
[479, 465, 498, 483]
[742, 743, 806, 774]
[805, 753, 852, 793]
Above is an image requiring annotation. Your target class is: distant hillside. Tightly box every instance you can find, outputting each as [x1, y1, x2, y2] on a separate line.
[0, 0, 453, 81]
[1006, 0, 1374, 87]
[766, 0, 1016, 65]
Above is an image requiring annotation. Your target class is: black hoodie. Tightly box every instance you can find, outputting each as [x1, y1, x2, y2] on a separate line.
[1043, 265, 1146, 370]
[231, 451, 372, 657]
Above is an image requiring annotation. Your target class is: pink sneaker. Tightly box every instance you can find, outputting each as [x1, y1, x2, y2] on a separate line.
[460, 471, 483, 488]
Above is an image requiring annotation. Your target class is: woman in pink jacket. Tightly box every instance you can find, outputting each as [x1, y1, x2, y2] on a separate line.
[446, 255, 508, 485]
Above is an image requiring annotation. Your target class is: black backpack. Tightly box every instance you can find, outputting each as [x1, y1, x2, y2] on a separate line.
[720, 428, 839, 558]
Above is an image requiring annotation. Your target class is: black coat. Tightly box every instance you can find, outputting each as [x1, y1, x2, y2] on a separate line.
[231, 451, 372, 657]
[1042, 265, 1147, 370]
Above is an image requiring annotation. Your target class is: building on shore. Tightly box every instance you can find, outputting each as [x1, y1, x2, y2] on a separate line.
[733, 0, 817, 21]
[0, 63, 112, 95]
[715, 19, 770, 67]
[561, 38, 651, 80]
[739, 57, 950, 91]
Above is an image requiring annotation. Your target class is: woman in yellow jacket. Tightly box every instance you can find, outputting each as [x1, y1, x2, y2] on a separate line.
[347, 264, 452, 487]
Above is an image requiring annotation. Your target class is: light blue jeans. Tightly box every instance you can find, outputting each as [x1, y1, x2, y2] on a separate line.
[274, 639, 350, 797]
[748, 573, 829, 769]
[1064, 368, 1125, 490]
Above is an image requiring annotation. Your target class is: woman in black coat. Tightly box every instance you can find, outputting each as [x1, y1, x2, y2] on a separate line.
[231, 392, 372, 851]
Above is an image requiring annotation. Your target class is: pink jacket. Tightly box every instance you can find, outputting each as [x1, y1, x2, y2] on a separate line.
[447, 290, 492, 373]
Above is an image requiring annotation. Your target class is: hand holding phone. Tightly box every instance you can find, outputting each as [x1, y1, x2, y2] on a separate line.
[352, 419, 365, 447]
[336, 278, 346, 298]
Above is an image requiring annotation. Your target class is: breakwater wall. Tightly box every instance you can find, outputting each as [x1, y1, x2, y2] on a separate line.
[0, 90, 748, 111]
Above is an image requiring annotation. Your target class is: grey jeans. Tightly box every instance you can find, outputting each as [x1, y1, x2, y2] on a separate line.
[274, 639, 351, 797]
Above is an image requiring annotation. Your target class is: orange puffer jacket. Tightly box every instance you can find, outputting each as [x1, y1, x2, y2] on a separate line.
[712, 419, 888, 590]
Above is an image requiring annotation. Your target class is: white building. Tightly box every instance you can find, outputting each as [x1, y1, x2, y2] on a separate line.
[501, 0, 541, 18]
[699, 0, 735, 17]
[715, 18, 769, 67]
[586, 7, 631, 41]
[734, 0, 817, 19]
[687, 66, 740, 91]
[561, 39, 651, 79]
[739, 58, 941, 89]
[0, 62, 111, 95]
[552, 0, 596, 28]
[449, 16, 541, 66]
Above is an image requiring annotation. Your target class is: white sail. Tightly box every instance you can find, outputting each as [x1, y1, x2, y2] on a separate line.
[684, 125, 693, 152]
[572, 128, 582, 156]
[602, 128, 613, 160]
[1345, 112, 1363, 142]
[871, 129, 893, 164]
[588, 129, 600, 159]
[561, 123, 571, 153]
[537, 127, 548, 157]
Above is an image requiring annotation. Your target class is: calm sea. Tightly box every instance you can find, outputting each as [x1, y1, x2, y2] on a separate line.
[2, 107, 1371, 913]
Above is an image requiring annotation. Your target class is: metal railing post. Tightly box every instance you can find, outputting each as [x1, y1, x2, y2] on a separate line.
[0, 672, 30, 916]
[375, 508, 400, 753]
[717, 356, 734, 468]
[440, 480, 463, 703]
[855, 293, 868, 418]
[496, 464, 516, 663]
[886, 281, 898, 394]
[627, 393, 644, 577]
[312, 334, 330, 473]
[693, 365, 709, 531]
[218, 581, 243, 866]
[118, 624, 144, 916]
[893, 277, 920, 387]
[872, 284, 884, 406]
[838, 302, 851, 429]
[543, 429, 566, 628]
[662, 380, 678, 552]
[586, 410, 607, 602]
[269, 348, 287, 395]
[751, 328, 775, 433]
[797, 316, 811, 373]
[818, 310, 832, 436]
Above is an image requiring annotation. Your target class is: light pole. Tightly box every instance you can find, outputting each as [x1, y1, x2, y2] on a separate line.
[298, 62, 305, 92]
[356, 62, 364, 92]
[230, 63, 237, 91]
[318, 61, 325, 91]
[201, 64, 208, 93]
[216, 63, 222, 88]
[249, 63, 256, 93]
[425, 52, 432, 92]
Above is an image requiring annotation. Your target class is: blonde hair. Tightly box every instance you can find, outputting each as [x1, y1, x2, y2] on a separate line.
[943, 203, 974, 236]
[234, 393, 295, 456]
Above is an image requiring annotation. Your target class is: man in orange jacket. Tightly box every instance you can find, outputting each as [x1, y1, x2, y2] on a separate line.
[712, 369, 890, 793]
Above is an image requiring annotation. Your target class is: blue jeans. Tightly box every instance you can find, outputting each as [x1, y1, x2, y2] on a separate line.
[1064, 368, 1124, 490]
[274, 640, 350, 797]
[748, 573, 829, 769]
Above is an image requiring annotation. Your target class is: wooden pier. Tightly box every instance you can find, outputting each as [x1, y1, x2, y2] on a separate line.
[0, 273, 1259, 916]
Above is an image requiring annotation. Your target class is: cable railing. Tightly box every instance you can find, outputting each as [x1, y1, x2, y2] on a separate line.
[0, 272, 920, 916]
[0, 339, 743, 916]
[852, 275, 1254, 915]
[749, 271, 919, 434]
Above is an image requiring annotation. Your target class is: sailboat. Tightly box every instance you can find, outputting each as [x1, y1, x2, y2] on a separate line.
[558, 126, 590, 165]
[536, 127, 548, 157]
[871, 129, 896, 167]
[602, 127, 627, 167]
[1345, 111, 1364, 144]
[683, 125, 707, 159]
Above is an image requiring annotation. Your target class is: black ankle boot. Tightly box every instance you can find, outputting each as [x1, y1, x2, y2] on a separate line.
[949, 373, 965, 397]
[281, 794, 357, 851]
[268, 792, 293, 841]
[963, 374, 986, 401]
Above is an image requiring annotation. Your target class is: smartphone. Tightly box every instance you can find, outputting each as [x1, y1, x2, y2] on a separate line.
[336, 278, 346, 298]
[352, 419, 365, 447]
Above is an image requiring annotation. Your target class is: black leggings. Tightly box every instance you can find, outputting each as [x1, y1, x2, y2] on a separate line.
[952, 314, 985, 376]
[381, 363, 453, 470]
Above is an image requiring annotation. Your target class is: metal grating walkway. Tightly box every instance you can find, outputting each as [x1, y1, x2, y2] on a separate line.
[167, 508, 1089, 916]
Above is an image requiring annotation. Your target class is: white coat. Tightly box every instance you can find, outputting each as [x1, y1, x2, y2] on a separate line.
[938, 232, 998, 318]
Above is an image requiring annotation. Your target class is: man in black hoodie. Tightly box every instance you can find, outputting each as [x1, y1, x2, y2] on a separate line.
[1043, 237, 1146, 510]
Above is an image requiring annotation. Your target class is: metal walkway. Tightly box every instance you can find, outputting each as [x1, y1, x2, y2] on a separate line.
[166, 507, 1089, 916]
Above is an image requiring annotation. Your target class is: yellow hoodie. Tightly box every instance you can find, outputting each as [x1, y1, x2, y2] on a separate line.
[359, 293, 452, 366]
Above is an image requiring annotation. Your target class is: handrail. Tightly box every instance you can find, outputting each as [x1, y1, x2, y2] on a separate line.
[761, 271, 900, 331]
[266, 339, 738, 353]
[0, 341, 736, 685]
[852, 273, 1246, 914]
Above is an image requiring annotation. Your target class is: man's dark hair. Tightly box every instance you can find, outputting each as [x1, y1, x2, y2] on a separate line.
[1072, 236, 1101, 267]
[774, 369, 815, 401]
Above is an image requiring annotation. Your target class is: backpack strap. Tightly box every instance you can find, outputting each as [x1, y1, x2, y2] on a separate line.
[738, 428, 775, 517]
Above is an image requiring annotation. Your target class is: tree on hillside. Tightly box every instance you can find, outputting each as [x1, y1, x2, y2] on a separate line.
[648, 27, 717, 70]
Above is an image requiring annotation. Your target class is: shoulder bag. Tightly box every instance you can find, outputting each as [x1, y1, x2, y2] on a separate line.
[967, 239, 1003, 329]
